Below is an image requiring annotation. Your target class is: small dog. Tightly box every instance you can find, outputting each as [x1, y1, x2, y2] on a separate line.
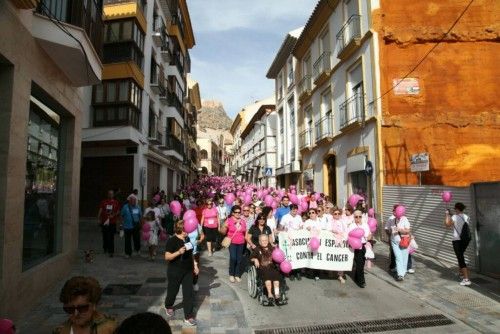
[84, 250, 94, 263]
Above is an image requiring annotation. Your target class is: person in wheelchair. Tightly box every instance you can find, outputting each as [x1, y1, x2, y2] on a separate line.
[250, 234, 285, 306]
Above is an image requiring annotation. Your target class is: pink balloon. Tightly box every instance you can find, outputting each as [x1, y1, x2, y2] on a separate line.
[159, 231, 168, 241]
[243, 194, 252, 205]
[348, 236, 363, 249]
[395, 205, 406, 219]
[224, 193, 235, 205]
[183, 209, 196, 220]
[368, 208, 375, 217]
[348, 194, 363, 208]
[289, 194, 299, 205]
[142, 223, 151, 232]
[300, 201, 309, 212]
[348, 227, 365, 239]
[367, 217, 377, 233]
[141, 231, 150, 241]
[408, 247, 416, 255]
[272, 248, 286, 263]
[264, 195, 274, 207]
[169, 200, 182, 216]
[309, 237, 320, 252]
[313, 193, 321, 201]
[184, 217, 198, 233]
[442, 191, 453, 203]
[280, 260, 292, 274]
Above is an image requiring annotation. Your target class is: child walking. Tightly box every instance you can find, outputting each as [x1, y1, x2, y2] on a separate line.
[144, 211, 162, 260]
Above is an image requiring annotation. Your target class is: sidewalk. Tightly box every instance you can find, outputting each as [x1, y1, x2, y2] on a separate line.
[17, 220, 251, 334]
[367, 241, 500, 333]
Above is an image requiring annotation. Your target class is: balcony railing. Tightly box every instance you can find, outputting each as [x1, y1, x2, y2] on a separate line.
[297, 75, 312, 98]
[299, 128, 312, 149]
[167, 91, 183, 114]
[313, 51, 331, 82]
[340, 92, 365, 129]
[336, 15, 361, 57]
[314, 114, 334, 141]
[160, 37, 173, 63]
[152, 15, 166, 46]
[150, 65, 166, 95]
[164, 135, 184, 156]
[37, 0, 103, 58]
[170, 52, 185, 76]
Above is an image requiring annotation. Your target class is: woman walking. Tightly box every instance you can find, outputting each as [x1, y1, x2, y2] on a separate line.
[445, 202, 472, 286]
[347, 210, 372, 288]
[225, 205, 247, 283]
[164, 221, 199, 326]
[201, 199, 218, 256]
[388, 210, 411, 281]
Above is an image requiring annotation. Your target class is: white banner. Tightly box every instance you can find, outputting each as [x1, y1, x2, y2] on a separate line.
[279, 230, 354, 271]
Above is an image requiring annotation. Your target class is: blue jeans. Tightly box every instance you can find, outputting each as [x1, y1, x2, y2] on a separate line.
[391, 240, 409, 277]
[229, 243, 245, 277]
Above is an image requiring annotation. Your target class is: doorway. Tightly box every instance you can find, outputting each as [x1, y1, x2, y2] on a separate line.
[474, 182, 500, 278]
[324, 155, 336, 203]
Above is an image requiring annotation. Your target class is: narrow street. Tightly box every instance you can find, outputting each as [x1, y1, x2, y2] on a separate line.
[17, 220, 499, 333]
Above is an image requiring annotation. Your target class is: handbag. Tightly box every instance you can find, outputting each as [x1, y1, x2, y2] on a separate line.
[399, 235, 411, 248]
[221, 221, 241, 248]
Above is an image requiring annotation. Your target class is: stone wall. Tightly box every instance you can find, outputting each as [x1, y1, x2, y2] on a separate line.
[375, 0, 500, 186]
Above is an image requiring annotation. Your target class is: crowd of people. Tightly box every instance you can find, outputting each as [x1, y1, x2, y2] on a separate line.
[49, 176, 470, 332]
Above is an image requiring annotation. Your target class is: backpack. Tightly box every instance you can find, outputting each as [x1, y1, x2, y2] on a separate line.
[454, 215, 471, 247]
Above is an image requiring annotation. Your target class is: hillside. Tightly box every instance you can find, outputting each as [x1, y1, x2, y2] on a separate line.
[198, 100, 233, 130]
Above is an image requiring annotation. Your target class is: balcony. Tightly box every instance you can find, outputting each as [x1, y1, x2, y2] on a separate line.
[150, 64, 166, 95]
[170, 52, 185, 76]
[152, 16, 166, 47]
[313, 51, 332, 85]
[299, 128, 313, 151]
[160, 135, 184, 160]
[160, 37, 173, 63]
[336, 15, 362, 60]
[340, 92, 365, 131]
[297, 75, 312, 102]
[167, 91, 183, 114]
[314, 114, 334, 143]
[93, 106, 141, 129]
[33, 0, 103, 86]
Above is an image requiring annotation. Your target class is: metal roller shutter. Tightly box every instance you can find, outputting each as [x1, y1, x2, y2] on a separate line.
[382, 185, 476, 270]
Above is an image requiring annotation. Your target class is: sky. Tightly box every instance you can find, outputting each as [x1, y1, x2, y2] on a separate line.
[188, 0, 317, 119]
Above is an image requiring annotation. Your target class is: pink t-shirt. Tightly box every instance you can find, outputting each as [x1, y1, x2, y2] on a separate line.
[202, 207, 219, 228]
[226, 217, 247, 245]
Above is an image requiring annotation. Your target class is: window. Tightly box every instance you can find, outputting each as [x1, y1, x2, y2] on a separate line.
[287, 58, 294, 87]
[321, 90, 332, 116]
[277, 73, 283, 100]
[94, 84, 103, 103]
[167, 117, 182, 139]
[24, 98, 62, 269]
[119, 81, 129, 101]
[350, 171, 367, 198]
[200, 150, 208, 160]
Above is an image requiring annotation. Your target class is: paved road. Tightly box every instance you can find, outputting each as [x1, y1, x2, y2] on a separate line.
[17, 221, 498, 333]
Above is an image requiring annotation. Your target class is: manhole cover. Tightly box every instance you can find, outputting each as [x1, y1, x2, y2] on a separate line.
[146, 277, 166, 283]
[439, 291, 496, 308]
[254, 314, 453, 334]
[103, 284, 142, 296]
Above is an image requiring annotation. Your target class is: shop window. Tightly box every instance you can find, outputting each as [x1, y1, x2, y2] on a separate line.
[24, 97, 63, 269]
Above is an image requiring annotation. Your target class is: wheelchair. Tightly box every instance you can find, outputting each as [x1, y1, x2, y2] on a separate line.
[247, 263, 288, 306]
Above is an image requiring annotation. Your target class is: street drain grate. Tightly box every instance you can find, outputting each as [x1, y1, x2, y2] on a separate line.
[439, 291, 496, 308]
[254, 314, 454, 334]
[103, 284, 142, 296]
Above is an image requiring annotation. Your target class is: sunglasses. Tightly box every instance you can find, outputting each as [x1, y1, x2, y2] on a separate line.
[233, 211, 241, 214]
[63, 304, 90, 314]
[243, 209, 249, 212]
[354, 215, 362, 218]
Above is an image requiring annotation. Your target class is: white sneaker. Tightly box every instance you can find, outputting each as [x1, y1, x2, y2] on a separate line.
[460, 279, 471, 286]
[338, 276, 346, 284]
[193, 283, 199, 292]
[229, 276, 235, 283]
[407, 268, 415, 274]
[235, 277, 241, 283]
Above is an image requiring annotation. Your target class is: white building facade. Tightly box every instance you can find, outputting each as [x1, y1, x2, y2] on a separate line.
[266, 27, 303, 189]
[293, 0, 381, 209]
